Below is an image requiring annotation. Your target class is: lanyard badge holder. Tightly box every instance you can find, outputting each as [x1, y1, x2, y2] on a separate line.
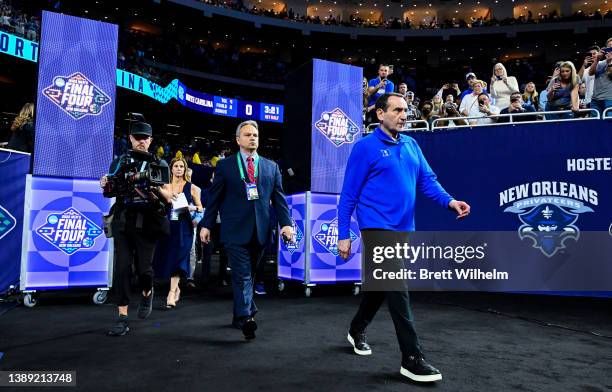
[238, 154, 259, 201]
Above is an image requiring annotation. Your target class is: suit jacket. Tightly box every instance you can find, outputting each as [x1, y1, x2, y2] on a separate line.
[202, 153, 291, 245]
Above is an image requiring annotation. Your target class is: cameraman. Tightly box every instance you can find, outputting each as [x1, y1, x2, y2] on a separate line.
[99, 122, 173, 337]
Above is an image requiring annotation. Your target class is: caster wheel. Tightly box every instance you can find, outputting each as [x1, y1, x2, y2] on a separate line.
[304, 287, 312, 297]
[93, 290, 108, 305]
[278, 281, 285, 292]
[23, 294, 37, 308]
[352, 285, 361, 296]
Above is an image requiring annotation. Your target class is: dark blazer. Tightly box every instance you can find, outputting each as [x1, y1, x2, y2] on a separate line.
[202, 153, 291, 245]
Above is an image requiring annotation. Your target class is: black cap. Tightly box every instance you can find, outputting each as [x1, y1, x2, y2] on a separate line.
[130, 122, 152, 137]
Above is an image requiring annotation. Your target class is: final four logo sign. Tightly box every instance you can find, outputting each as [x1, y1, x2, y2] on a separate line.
[315, 108, 360, 147]
[500, 181, 597, 257]
[314, 217, 357, 257]
[285, 218, 304, 255]
[0, 204, 17, 241]
[43, 72, 111, 120]
[36, 207, 103, 255]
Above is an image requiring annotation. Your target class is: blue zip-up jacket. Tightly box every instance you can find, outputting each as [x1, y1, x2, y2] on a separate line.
[338, 127, 453, 239]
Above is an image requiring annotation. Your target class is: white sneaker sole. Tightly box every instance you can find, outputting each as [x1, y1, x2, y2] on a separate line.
[400, 366, 442, 382]
[346, 333, 372, 356]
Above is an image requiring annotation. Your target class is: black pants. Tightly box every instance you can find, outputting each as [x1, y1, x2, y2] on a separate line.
[111, 211, 157, 307]
[350, 230, 421, 359]
[225, 231, 265, 319]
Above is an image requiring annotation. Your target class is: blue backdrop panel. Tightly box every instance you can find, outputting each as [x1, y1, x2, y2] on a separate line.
[310, 59, 363, 194]
[0, 149, 29, 294]
[279, 192, 361, 284]
[21, 176, 112, 291]
[33, 11, 118, 179]
[410, 121, 612, 296]
[278, 193, 306, 281]
[309, 193, 361, 283]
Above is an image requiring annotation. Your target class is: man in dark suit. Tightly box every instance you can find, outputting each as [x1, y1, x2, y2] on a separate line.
[200, 120, 293, 340]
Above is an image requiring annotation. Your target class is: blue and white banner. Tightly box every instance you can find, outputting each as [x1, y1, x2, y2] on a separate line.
[21, 176, 113, 291]
[409, 121, 612, 293]
[310, 59, 363, 193]
[0, 149, 30, 294]
[33, 11, 118, 179]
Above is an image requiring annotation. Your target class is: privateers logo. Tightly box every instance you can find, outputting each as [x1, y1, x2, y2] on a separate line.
[500, 181, 598, 257]
[43, 72, 111, 120]
[36, 207, 103, 255]
[314, 217, 357, 257]
[0, 204, 17, 241]
[315, 108, 360, 147]
[285, 218, 304, 255]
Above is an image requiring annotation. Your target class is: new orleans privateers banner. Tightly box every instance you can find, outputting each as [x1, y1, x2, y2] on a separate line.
[365, 121, 612, 292]
[33, 12, 118, 179]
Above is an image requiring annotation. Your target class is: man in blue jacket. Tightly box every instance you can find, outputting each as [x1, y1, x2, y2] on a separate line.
[337, 93, 470, 383]
[200, 120, 293, 340]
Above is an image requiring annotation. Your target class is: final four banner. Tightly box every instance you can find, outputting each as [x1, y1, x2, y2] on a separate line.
[278, 192, 361, 284]
[21, 176, 113, 291]
[0, 149, 30, 294]
[33, 11, 118, 179]
[310, 59, 363, 194]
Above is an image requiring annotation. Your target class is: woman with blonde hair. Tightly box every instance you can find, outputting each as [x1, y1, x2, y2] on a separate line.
[546, 61, 580, 119]
[7, 103, 35, 153]
[522, 82, 540, 111]
[490, 63, 519, 111]
[153, 157, 203, 308]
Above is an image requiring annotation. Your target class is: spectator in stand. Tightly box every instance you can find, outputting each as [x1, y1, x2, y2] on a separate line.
[578, 46, 600, 108]
[578, 82, 588, 109]
[522, 82, 540, 111]
[459, 73, 487, 101]
[490, 63, 520, 111]
[398, 83, 408, 97]
[403, 91, 420, 128]
[469, 93, 500, 125]
[419, 100, 438, 127]
[436, 99, 468, 128]
[431, 95, 443, 117]
[366, 65, 394, 124]
[459, 79, 485, 117]
[546, 61, 580, 119]
[435, 83, 461, 102]
[498, 92, 537, 123]
[588, 44, 612, 117]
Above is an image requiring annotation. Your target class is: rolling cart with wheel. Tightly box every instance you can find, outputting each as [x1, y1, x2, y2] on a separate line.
[277, 192, 362, 297]
[18, 176, 114, 308]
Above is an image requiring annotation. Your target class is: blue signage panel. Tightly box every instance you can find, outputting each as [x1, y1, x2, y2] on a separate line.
[410, 121, 612, 294]
[310, 59, 363, 194]
[22, 176, 112, 291]
[33, 11, 118, 179]
[0, 149, 30, 294]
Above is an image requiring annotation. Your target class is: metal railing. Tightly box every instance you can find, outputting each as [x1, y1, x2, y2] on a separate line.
[365, 120, 431, 134]
[603, 107, 612, 120]
[431, 108, 600, 130]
